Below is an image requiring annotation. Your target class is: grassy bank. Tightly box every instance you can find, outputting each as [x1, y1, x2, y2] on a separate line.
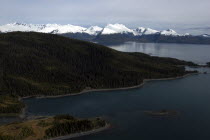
[0, 114, 107, 140]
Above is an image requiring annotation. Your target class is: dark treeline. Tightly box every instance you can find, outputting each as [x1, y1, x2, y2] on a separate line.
[0, 32, 197, 97]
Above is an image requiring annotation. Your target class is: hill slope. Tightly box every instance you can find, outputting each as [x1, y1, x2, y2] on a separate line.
[0, 32, 195, 97]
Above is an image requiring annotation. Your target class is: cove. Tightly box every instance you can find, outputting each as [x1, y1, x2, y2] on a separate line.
[24, 73, 210, 140]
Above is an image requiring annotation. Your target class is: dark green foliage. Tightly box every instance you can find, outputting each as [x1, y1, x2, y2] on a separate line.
[45, 117, 106, 138]
[0, 32, 196, 97]
[62, 33, 96, 41]
[0, 94, 25, 114]
[0, 135, 14, 140]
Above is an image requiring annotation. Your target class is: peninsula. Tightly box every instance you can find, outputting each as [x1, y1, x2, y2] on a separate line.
[0, 114, 107, 140]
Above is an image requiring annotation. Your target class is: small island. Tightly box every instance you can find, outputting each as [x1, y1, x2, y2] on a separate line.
[144, 110, 179, 117]
[0, 114, 107, 140]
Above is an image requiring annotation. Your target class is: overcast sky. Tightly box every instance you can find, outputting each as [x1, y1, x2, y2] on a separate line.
[1, 0, 210, 34]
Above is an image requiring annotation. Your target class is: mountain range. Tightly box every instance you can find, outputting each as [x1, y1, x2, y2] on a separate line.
[0, 23, 210, 44]
[0, 22, 191, 36]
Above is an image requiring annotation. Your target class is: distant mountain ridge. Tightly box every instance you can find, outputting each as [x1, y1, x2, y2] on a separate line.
[1, 23, 210, 44]
[0, 22, 192, 36]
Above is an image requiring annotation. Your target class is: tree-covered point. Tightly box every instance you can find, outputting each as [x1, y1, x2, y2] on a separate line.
[0, 94, 25, 116]
[207, 62, 210, 67]
[0, 114, 106, 140]
[0, 32, 197, 97]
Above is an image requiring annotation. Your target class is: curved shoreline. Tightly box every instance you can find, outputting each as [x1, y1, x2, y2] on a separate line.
[1, 72, 198, 139]
[49, 123, 110, 140]
[22, 73, 198, 100]
[3, 72, 197, 119]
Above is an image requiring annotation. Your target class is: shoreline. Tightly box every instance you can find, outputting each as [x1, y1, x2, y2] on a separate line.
[49, 123, 110, 140]
[0, 72, 198, 139]
[2, 72, 198, 119]
[22, 72, 198, 100]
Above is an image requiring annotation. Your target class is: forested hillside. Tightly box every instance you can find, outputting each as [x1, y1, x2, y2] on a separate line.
[0, 32, 196, 97]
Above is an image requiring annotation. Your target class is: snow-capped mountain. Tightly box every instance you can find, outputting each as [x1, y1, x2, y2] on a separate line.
[1, 23, 210, 44]
[133, 27, 159, 35]
[160, 29, 179, 36]
[39, 24, 87, 34]
[0, 22, 87, 34]
[0, 22, 44, 32]
[142, 28, 159, 35]
[84, 26, 103, 35]
[133, 27, 146, 36]
[101, 24, 134, 35]
[0, 22, 197, 37]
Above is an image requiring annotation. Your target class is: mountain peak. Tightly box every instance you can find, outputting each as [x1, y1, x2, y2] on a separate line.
[143, 28, 159, 35]
[101, 24, 133, 35]
[84, 26, 103, 35]
[161, 29, 178, 36]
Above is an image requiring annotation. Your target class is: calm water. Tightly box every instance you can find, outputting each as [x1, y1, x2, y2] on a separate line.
[25, 74, 210, 140]
[2, 42, 210, 140]
[109, 42, 210, 65]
